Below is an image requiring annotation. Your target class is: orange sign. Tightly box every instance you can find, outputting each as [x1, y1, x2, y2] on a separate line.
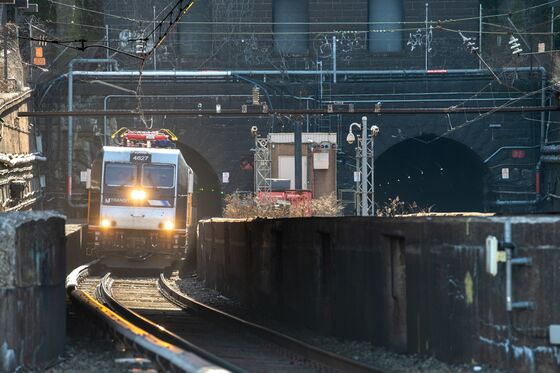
[33, 57, 46, 66]
[33, 47, 45, 65]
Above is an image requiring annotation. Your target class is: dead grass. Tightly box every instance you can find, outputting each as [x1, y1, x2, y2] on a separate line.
[223, 193, 342, 218]
[375, 196, 434, 217]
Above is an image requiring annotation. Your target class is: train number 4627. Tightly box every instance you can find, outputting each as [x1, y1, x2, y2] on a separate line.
[130, 153, 152, 162]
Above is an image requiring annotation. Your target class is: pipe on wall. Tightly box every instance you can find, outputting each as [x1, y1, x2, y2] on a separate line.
[67, 58, 118, 209]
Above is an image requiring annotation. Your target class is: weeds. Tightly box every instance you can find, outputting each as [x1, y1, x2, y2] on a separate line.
[223, 193, 342, 218]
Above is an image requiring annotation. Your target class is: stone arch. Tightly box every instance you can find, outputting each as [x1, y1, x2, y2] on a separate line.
[375, 135, 491, 212]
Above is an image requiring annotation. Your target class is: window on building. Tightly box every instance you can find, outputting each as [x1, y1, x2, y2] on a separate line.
[368, 0, 403, 53]
[179, 1, 212, 56]
[274, 0, 309, 55]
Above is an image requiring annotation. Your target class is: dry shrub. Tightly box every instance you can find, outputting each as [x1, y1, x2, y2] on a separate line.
[311, 193, 343, 217]
[375, 196, 433, 217]
[223, 192, 342, 219]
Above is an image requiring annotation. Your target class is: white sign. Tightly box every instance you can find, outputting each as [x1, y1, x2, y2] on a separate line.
[80, 171, 88, 183]
[353, 171, 361, 182]
[501, 168, 510, 180]
[222, 172, 230, 183]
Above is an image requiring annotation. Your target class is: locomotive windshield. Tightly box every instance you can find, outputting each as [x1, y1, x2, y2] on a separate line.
[104, 163, 137, 186]
[142, 164, 175, 188]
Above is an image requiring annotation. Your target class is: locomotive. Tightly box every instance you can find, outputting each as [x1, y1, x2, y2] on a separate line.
[85, 128, 192, 269]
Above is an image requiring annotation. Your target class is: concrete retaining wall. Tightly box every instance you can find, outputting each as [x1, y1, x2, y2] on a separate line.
[197, 216, 560, 372]
[0, 212, 66, 372]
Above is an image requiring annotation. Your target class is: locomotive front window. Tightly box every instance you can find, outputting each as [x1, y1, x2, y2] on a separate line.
[104, 163, 137, 186]
[142, 164, 175, 188]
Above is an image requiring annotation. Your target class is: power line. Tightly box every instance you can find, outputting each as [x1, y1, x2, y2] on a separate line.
[47, 0, 148, 24]
[436, 81, 560, 142]
[43, 0, 560, 29]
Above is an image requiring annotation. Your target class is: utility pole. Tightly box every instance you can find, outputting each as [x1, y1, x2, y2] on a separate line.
[347, 116, 380, 216]
[153, 6, 157, 70]
[332, 36, 337, 83]
[424, 2, 428, 71]
[360, 116, 367, 215]
[479, 3, 482, 69]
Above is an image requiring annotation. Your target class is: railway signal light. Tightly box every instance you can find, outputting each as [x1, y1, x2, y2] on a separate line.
[509, 36, 522, 55]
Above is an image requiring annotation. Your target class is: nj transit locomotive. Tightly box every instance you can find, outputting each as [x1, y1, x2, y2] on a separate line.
[86, 129, 192, 269]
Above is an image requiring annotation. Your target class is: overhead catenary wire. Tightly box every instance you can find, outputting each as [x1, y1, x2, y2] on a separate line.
[44, 0, 560, 26]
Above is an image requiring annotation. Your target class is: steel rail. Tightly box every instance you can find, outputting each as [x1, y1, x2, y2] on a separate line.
[66, 265, 225, 373]
[19, 105, 560, 117]
[97, 273, 245, 373]
[158, 274, 386, 373]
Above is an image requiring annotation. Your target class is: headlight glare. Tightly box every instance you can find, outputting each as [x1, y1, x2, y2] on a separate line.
[131, 189, 147, 200]
[163, 221, 174, 230]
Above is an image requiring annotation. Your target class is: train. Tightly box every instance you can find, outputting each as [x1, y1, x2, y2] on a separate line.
[85, 129, 193, 269]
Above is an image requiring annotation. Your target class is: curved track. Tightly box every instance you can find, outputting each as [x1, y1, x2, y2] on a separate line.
[68, 264, 388, 373]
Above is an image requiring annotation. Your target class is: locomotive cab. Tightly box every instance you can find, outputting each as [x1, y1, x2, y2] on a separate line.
[86, 130, 190, 269]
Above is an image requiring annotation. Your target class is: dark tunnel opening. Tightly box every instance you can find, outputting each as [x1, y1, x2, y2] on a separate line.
[175, 143, 222, 220]
[375, 136, 489, 212]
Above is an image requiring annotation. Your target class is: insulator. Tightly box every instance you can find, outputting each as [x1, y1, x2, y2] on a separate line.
[252, 86, 260, 105]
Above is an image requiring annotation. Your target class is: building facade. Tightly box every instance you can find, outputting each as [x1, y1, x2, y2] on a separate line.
[34, 0, 559, 214]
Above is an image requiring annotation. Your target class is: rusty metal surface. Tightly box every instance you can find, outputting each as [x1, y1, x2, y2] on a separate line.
[196, 216, 560, 372]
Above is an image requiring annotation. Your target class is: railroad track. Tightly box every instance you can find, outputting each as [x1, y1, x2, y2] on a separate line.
[67, 263, 387, 373]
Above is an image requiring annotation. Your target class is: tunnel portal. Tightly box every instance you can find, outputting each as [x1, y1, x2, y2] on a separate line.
[375, 136, 489, 212]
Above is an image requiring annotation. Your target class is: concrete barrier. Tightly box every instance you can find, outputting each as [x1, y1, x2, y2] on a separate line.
[0, 211, 66, 372]
[65, 223, 85, 274]
[197, 216, 560, 372]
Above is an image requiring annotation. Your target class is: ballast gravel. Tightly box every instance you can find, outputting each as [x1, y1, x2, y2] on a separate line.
[173, 271, 511, 373]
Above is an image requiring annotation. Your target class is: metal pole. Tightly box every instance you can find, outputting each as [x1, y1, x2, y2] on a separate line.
[551, 7, 555, 51]
[105, 24, 109, 62]
[306, 100, 309, 132]
[371, 132, 375, 216]
[361, 116, 368, 216]
[318, 61, 323, 103]
[424, 3, 428, 71]
[29, 21, 32, 81]
[153, 6, 157, 70]
[68, 65, 73, 203]
[4, 20, 7, 80]
[67, 59, 118, 208]
[332, 36, 337, 83]
[504, 221, 512, 311]
[355, 145, 360, 216]
[479, 3, 482, 70]
[294, 120, 302, 189]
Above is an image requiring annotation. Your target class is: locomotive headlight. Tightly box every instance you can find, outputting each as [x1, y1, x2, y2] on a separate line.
[163, 221, 174, 230]
[130, 189, 147, 201]
[100, 219, 111, 228]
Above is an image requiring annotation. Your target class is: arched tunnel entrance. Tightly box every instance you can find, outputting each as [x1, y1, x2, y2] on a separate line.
[175, 143, 222, 220]
[375, 136, 489, 212]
